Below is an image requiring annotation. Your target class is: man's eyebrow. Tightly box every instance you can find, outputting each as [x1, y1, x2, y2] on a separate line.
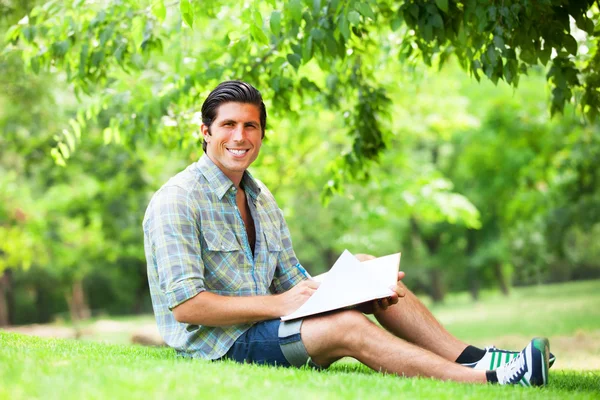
[219, 118, 259, 126]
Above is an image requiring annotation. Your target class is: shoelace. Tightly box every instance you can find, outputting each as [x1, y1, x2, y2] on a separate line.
[485, 345, 511, 353]
[499, 350, 527, 384]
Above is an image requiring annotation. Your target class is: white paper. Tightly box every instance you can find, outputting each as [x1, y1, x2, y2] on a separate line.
[281, 250, 401, 321]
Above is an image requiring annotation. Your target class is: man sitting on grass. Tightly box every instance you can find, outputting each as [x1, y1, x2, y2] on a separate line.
[143, 80, 554, 386]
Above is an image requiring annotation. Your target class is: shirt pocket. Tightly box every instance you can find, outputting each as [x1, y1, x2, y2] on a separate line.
[263, 227, 282, 282]
[263, 228, 282, 252]
[201, 228, 244, 292]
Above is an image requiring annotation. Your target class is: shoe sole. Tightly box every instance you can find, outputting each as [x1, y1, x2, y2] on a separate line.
[532, 337, 550, 386]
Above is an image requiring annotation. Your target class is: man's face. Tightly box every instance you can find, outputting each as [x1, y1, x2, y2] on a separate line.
[201, 102, 263, 184]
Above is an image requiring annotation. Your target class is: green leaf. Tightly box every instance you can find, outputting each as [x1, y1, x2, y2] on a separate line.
[99, 26, 114, 47]
[356, 3, 375, 20]
[391, 16, 403, 31]
[408, 4, 419, 19]
[563, 34, 577, 55]
[272, 56, 285, 72]
[180, 0, 193, 28]
[287, 53, 301, 69]
[348, 11, 360, 25]
[539, 44, 552, 66]
[493, 35, 504, 51]
[51, 40, 70, 58]
[423, 22, 433, 42]
[435, 0, 449, 13]
[520, 48, 537, 64]
[79, 43, 89, 77]
[313, 0, 322, 15]
[302, 36, 313, 63]
[287, 0, 303, 24]
[339, 14, 350, 40]
[430, 14, 443, 29]
[584, 18, 594, 35]
[270, 11, 282, 36]
[291, 43, 302, 56]
[69, 119, 82, 140]
[30, 56, 40, 74]
[22, 26, 34, 42]
[250, 25, 269, 45]
[310, 28, 325, 41]
[103, 127, 112, 145]
[324, 35, 343, 58]
[152, 0, 166, 22]
[91, 51, 104, 68]
[253, 9, 263, 27]
[486, 45, 497, 66]
[58, 142, 71, 159]
[62, 129, 76, 152]
[457, 23, 466, 45]
[50, 148, 67, 167]
[4, 25, 21, 42]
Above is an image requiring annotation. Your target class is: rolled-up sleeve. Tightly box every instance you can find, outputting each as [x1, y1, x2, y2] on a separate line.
[145, 185, 205, 309]
[270, 208, 307, 294]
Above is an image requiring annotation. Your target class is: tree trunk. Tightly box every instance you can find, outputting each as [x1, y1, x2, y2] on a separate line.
[493, 262, 510, 296]
[429, 269, 445, 303]
[469, 277, 480, 301]
[324, 248, 338, 269]
[0, 270, 10, 327]
[132, 261, 148, 314]
[66, 279, 91, 322]
[35, 283, 52, 323]
[466, 229, 480, 301]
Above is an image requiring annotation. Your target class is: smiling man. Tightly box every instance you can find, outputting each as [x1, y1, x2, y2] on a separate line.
[143, 80, 552, 386]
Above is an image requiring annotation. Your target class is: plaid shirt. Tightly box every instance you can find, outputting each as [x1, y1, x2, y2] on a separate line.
[143, 155, 306, 359]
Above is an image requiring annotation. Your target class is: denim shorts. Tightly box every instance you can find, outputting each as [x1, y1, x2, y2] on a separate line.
[219, 318, 320, 368]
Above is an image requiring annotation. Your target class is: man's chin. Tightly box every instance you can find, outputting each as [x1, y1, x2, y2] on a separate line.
[224, 161, 250, 172]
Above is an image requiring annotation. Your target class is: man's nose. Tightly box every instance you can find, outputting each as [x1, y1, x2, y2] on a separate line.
[231, 125, 245, 141]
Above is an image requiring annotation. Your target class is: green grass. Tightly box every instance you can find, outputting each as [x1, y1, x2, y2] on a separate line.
[1, 333, 598, 400]
[429, 280, 600, 343]
[1, 280, 599, 399]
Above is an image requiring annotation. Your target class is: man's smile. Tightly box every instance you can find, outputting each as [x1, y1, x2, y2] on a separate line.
[226, 148, 250, 156]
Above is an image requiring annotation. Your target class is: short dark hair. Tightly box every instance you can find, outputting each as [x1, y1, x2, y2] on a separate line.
[201, 80, 267, 152]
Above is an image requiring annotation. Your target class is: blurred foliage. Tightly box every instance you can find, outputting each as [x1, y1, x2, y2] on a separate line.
[5, 0, 600, 187]
[1, 1, 600, 324]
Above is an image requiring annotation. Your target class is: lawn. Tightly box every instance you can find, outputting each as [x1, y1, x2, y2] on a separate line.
[1, 280, 599, 400]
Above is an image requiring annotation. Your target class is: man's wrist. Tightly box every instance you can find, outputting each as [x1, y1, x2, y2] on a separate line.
[265, 293, 284, 318]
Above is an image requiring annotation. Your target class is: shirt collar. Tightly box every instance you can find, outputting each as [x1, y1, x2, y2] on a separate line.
[196, 154, 261, 200]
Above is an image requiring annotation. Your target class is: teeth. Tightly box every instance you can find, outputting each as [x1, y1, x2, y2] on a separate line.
[228, 149, 247, 155]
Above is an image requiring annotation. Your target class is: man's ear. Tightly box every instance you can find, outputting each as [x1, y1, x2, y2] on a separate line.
[201, 124, 211, 142]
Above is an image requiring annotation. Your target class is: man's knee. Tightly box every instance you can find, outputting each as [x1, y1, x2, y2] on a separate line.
[301, 310, 371, 356]
[330, 309, 369, 331]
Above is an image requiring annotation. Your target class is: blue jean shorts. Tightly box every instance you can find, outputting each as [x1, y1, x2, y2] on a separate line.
[219, 318, 320, 368]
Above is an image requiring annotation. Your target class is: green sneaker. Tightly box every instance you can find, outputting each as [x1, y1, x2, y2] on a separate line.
[464, 344, 555, 370]
[495, 337, 550, 387]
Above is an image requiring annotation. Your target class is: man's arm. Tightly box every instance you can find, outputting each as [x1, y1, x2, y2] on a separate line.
[270, 208, 307, 293]
[172, 280, 320, 326]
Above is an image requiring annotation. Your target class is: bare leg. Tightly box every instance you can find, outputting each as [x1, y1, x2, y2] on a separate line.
[301, 310, 485, 383]
[374, 281, 468, 361]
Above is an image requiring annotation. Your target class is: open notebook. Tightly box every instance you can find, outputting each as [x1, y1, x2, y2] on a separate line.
[281, 250, 401, 321]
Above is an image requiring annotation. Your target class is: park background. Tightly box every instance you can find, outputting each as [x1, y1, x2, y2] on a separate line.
[0, 0, 599, 398]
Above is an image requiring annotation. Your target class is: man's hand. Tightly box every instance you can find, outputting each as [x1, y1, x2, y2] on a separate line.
[356, 271, 406, 314]
[276, 279, 320, 316]
[354, 253, 377, 262]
